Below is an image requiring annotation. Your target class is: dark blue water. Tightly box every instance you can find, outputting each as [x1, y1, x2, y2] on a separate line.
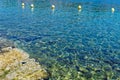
[1, 0, 120, 79]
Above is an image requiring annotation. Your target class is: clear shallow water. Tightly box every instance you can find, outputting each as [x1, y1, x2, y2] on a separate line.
[1, 0, 120, 79]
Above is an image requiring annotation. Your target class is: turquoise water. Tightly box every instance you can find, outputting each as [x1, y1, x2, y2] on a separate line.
[1, 0, 120, 79]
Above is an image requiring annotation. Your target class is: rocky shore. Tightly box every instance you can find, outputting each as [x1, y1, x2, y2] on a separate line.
[0, 38, 48, 80]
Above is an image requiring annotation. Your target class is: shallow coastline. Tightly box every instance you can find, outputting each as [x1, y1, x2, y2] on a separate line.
[0, 38, 48, 80]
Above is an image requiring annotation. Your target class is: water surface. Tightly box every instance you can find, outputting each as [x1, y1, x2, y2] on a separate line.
[1, 0, 120, 79]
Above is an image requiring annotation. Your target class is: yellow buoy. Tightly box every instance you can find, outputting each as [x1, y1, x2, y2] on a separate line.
[111, 8, 115, 12]
[51, 5, 55, 9]
[78, 5, 82, 10]
[22, 3, 25, 6]
[31, 4, 34, 8]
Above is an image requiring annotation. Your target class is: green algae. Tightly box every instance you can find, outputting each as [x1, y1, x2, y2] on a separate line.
[0, 70, 10, 79]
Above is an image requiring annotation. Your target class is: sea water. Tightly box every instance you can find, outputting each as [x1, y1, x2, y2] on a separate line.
[1, 0, 120, 79]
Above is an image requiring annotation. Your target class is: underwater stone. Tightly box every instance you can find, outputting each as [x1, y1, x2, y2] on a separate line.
[103, 60, 113, 66]
[116, 68, 120, 72]
[103, 66, 112, 72]
[0, 38, 15, 51]
[95, 69, 102, 73]
[64, 48, 78, 53]
[75, 66, 80, 71]
[0, 48, 48, 80]
[84, 72, 92, 79]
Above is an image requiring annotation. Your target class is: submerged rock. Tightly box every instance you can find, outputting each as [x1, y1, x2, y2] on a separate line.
[0, 48, 48, 80]
[0, 38, 15, 51]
